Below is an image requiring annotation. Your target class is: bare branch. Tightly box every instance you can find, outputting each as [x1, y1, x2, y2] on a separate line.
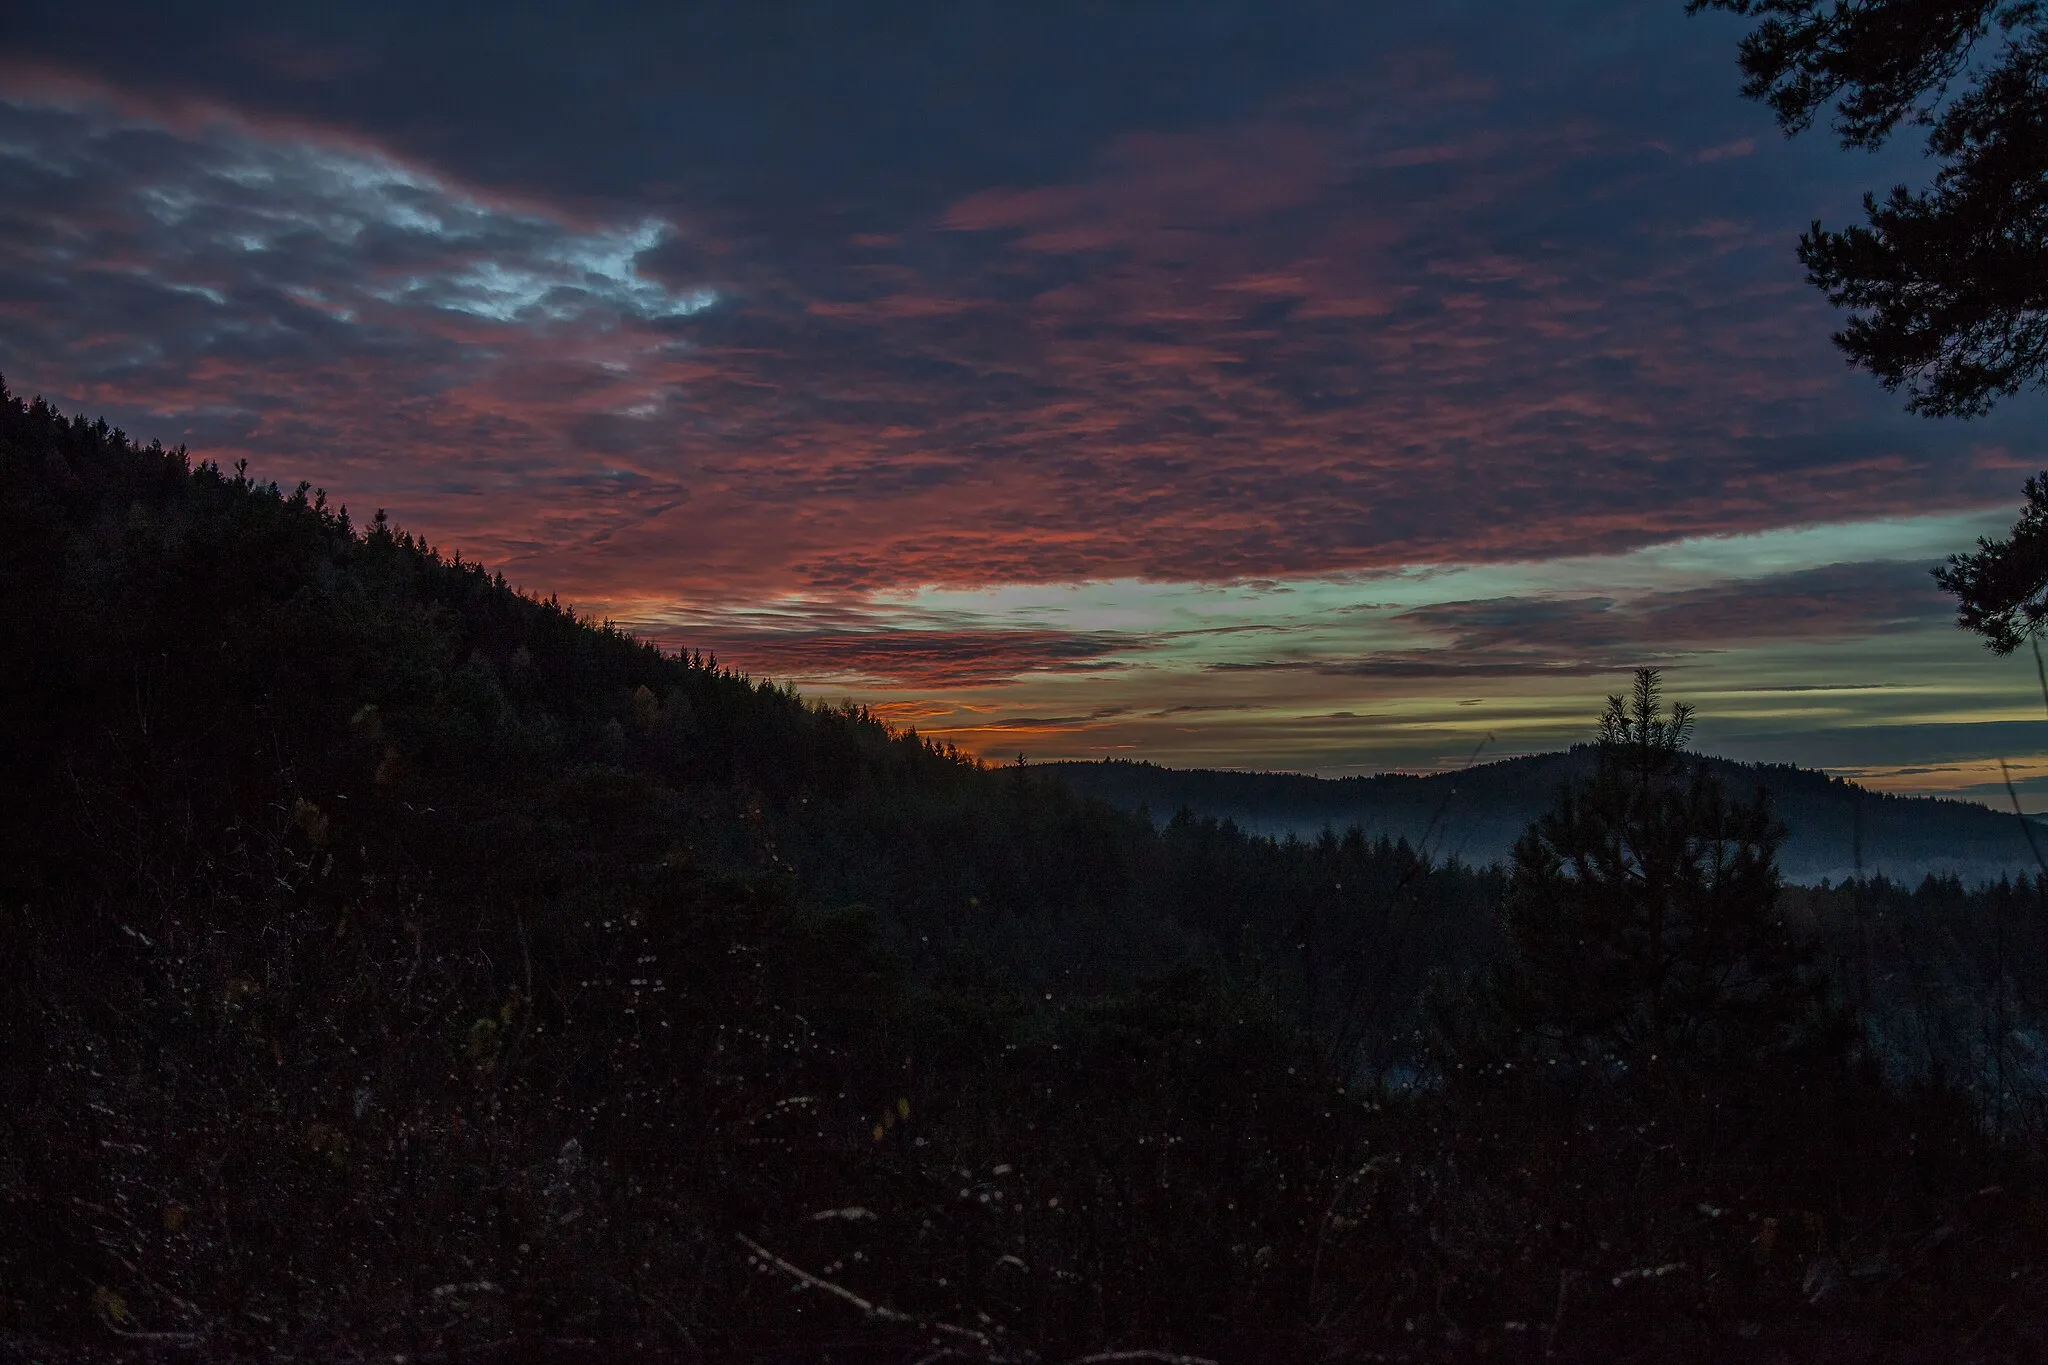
[734, 1233, 1002, 1356]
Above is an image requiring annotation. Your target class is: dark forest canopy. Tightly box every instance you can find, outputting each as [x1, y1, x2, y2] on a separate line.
[5, 382, 2048, 1361]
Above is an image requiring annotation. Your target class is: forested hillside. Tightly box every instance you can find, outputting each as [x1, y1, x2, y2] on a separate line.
[1046, 754, 2048, 886]
[5, 381, 2048, 1363]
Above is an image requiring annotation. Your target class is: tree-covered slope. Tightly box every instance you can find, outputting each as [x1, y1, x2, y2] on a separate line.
[0, 386, 1271, 977]
[0, 381, 1496, 1358]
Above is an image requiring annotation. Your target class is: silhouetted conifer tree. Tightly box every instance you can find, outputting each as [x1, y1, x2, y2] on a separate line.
[1465, 670, 1822, 1091]
[1935, 472, 2048, 651]
[1690, 1, 2048, 417]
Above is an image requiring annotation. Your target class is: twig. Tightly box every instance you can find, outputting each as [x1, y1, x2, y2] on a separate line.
[631, 1281, 697, 1350]
[1545, 1268, 1575, 1358]
[734, 1233, 1000, 1355]
[2032, 636, 2048, 723]
[1997, 756, 2035, 1137]
[1414, 733, 1496, 868]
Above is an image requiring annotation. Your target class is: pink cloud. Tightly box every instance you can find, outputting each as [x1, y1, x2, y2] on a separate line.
[1691, 137, 1757, 164]
[3, 55, 2034, 633]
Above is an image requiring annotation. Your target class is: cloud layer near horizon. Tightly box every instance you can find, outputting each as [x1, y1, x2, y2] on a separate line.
[4, 1, 2045, 789]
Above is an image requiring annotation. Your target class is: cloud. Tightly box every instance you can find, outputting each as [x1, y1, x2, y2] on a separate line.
[1690, 137, 1756, 164]
[0, 89, 730, 569]
[8, 16, 2039, 618]
[1196, 561, 1954, 681]
[1401, 560, 1948, 649]
[5, 4, 2047, 788]
[664, 623, 1139, 689]
[0, 93, 714, 325]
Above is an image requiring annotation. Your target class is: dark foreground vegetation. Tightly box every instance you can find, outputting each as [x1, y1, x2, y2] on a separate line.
[4, 381, 2048, 1363]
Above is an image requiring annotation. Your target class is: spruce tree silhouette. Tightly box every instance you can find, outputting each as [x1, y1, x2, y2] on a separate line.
[1476, 670, 1819, 1091]
[1934, 472, 2048, 652]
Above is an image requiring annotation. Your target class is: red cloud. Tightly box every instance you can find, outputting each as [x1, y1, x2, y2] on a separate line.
[4, 57, 2035, 630]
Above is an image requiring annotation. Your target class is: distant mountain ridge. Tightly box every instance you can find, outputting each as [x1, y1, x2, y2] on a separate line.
[1042, 749, 2048, 886]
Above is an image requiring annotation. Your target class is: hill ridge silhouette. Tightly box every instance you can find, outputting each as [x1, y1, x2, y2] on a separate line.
[1043, 748, 2048, 885]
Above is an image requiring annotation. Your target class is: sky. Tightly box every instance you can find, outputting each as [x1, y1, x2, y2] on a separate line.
[5, 1, 2047, 801]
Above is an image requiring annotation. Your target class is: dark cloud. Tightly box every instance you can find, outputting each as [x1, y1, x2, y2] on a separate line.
[4, 11, 2040, 607]
[1202, 562, 1954, 680]
[6, 2, 1379, 224]
[1395, 561, 1950, 658]
[3, 2, 2044, 782]
[1211, 654, 1648, 682]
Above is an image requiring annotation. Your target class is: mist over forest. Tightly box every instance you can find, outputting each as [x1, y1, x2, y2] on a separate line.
[1048, 754, 2048, 888]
